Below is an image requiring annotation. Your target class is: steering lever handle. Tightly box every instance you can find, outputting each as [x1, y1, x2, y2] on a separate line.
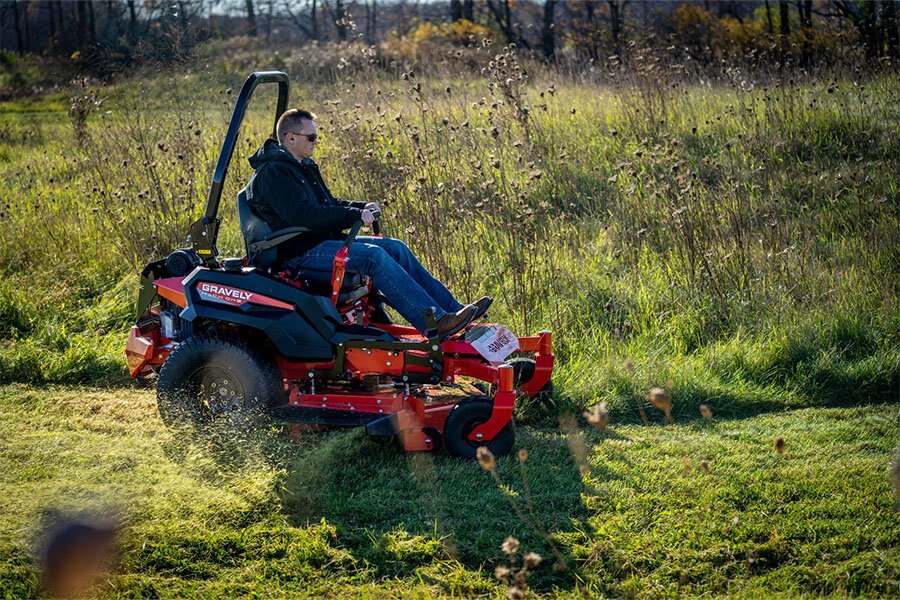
[343, 210, 383, 248]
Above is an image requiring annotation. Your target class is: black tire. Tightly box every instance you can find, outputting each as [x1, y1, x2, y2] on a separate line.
[476, 358, 554, 402]
[507, 357, 553, 397]
[443, 397, 515, 459]
[156, 332, 283, 428]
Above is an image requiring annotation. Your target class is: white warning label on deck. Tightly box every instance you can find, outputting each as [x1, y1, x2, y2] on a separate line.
[466, 325, 520, 364]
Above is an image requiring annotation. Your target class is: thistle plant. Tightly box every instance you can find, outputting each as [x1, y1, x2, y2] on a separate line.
[475, 446, 573, 580]
[649, 387, 674, 424]
[494, 535, 543, 599]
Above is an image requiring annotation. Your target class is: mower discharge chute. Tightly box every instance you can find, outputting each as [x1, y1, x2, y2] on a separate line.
[125, 71, 554, 458]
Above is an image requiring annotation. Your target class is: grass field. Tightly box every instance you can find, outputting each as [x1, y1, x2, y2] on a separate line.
[0, 47, 898, 597]
[1, 385, 897, 598]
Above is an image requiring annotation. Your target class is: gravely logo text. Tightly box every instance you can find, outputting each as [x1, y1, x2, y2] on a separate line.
[199, 283, 252, 301]
[486, 332, 514, 354]
[195, 281, 293, 311]
[469, 325, 519, 364]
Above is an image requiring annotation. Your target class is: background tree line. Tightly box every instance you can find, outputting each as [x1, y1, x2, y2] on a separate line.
[1, 1, 898, 81]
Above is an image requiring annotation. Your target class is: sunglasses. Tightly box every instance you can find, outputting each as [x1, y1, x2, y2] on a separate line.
[290, 131, 318, 142]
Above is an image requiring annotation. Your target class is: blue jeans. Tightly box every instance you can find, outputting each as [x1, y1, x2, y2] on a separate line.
[285, 236, 464, 333]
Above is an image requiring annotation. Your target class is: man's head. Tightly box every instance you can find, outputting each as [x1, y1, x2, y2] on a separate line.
[276, 108, 318, 161]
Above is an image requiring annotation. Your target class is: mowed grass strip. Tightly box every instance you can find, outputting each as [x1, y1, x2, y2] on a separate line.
[0, 384, 896, 598]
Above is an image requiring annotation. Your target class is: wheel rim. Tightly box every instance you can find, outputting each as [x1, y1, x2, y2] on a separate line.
[184, 365, 246, 419]
[460, 415, 490, 450]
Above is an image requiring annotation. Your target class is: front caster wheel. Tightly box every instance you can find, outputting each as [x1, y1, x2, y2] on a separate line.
[474, 358, 553, 404]
[443, 397, 515, 459]
[507, 357, 553, 402]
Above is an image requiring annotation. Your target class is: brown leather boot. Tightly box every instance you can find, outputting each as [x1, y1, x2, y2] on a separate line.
[436, 304, 478, 338]
[472, 296, 493, 320]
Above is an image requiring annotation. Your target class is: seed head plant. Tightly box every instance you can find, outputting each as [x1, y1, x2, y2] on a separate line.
[501, 536, 520, 555]
[775, 436, 786, 454]
[477, 446, 497, 471]
[583, 402, 610, 431]
[495, 535, 543, 599]
[473, 442, 574, 588]
[649, 387, 674, 424]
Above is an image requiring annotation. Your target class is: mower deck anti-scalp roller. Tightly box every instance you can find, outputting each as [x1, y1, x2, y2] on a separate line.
[125, 71, 554, 459]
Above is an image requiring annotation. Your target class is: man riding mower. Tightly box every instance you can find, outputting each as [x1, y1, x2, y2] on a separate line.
[246, 107, 490, 339]
[125, 71, 554, 459]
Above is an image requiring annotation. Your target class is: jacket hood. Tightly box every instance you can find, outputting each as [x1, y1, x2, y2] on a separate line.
[248, 138, 298, 170]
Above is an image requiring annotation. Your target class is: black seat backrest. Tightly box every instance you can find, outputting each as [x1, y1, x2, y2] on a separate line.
[237, 188, 278, 269]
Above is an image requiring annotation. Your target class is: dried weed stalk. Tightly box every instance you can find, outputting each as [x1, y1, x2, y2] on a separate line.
[476, 446, 573, 579]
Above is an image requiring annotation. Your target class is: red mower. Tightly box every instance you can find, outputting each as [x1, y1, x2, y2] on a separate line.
[125, 71, 554, 458]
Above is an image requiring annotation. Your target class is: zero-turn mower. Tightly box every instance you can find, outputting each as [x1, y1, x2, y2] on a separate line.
[125, 71, 554, 458]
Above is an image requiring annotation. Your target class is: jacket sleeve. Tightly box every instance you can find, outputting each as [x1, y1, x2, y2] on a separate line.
[337, 199, 368, 209]
[257, 163, 361, 231]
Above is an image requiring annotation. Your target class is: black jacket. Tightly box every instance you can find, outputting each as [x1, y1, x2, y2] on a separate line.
[246, 139, 365, 261]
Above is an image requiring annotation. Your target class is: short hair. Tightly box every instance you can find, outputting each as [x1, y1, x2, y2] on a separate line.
[276, 108, 316, 144]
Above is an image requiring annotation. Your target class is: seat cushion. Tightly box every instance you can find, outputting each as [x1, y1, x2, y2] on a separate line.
[295, 267, 366, 291]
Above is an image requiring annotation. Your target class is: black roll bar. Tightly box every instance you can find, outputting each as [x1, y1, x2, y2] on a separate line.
[188, 71, 290, 263]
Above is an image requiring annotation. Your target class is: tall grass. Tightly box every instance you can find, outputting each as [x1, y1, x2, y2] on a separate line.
[0, 46, 896, 420]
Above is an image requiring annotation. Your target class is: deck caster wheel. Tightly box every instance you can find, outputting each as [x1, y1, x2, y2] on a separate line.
[506, 357, 553, 401]
[475, 358, 553, 402]
[443, 397, 515, 459]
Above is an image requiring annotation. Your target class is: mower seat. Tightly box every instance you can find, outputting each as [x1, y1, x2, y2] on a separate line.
[238, 188, 306, 269]
[238, 189, 369, 303]
[294, 267, 369, 304]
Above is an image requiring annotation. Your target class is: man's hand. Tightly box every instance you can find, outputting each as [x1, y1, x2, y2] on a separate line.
[364, 202, 381, 214]
[361, 209, 376, 226]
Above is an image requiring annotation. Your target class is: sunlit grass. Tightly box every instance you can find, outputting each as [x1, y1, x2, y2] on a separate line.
[0, 385, 896, 597]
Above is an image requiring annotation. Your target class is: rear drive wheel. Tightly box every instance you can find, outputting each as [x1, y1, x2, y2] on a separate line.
[157, 332, 283, 427]
[443, 397, 515, 459]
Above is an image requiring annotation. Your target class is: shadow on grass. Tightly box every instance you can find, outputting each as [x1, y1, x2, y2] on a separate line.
[611, 381, 898, 429]
[684, 349, 899, 422]
[527, 373, 897, 432]
[275, 425, 593, 593]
